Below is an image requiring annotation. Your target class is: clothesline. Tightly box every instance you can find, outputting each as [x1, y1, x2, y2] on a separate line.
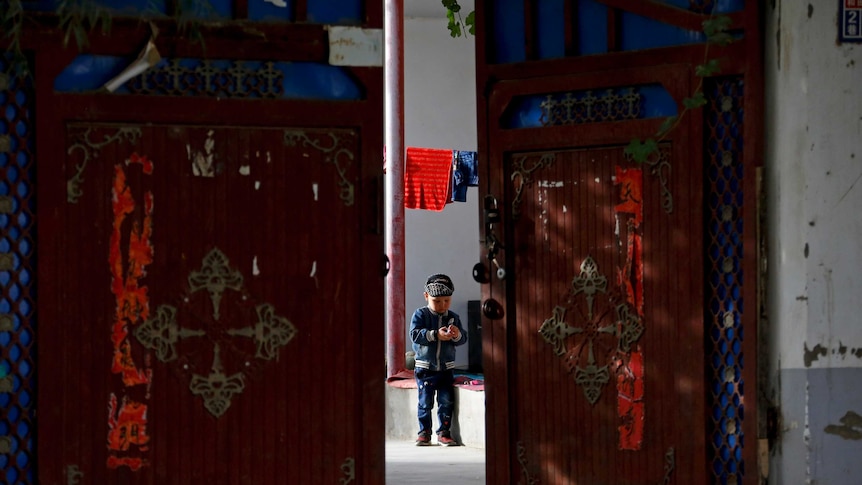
[394, 147, 479, 211]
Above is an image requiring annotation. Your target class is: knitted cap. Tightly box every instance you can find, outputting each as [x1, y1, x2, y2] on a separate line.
[424, 274, 454, 297]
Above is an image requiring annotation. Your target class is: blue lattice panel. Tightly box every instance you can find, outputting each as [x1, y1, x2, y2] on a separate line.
[0, 56, 36, 485]
[705, 76, 746, 485]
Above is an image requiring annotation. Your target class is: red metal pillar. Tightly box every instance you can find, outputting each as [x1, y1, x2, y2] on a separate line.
[384, 0, 406, 379]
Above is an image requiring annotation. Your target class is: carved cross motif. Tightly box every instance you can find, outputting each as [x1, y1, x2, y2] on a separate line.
[187, 248, 243, 320]
[538, 306, 581, 357]
[136, 248, 297, 417]
[189, 343, 246, 418]
[570, 256, 607, 320]
[539, 256, 642, 405]
[228, 303, 298, 361]
[135, 305, 204, 362]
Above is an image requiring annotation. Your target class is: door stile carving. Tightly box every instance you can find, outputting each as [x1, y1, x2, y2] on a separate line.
[66, 126, 142, 203]
[283, 129, 357, 206]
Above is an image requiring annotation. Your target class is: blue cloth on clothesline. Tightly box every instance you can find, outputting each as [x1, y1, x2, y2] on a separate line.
[451, 150, 478, 202]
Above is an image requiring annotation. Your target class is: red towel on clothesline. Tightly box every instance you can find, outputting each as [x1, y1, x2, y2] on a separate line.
[404, 147, 453, 211]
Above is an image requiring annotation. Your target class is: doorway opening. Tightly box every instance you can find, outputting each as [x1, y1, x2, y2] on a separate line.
[382, 2, 485, 481]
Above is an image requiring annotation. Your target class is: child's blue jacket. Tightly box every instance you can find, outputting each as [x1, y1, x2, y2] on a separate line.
[409, 307, 467, 371]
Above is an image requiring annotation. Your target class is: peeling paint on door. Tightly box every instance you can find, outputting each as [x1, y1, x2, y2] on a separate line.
[107, 153, 154, 470]
[106, 393, 150, 470]
[614, 165, 645, 450]
[189, 130, 216, 177]
[538, 187, 549, 243]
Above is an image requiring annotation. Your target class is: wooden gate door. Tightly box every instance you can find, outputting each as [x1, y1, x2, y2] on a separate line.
[476, 2, 762, 484]
[27, 5, 384, 484]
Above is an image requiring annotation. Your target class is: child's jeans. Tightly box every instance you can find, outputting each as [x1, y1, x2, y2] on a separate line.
[414, 368, 455, 434]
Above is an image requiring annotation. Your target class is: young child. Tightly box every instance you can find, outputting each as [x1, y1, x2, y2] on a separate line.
[409, 274, 467, 446]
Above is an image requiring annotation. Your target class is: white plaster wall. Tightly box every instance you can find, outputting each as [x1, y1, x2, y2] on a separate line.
[765, 1, 862, 482]
[765, 1, 862, 373]
[402, 13, 481, 370]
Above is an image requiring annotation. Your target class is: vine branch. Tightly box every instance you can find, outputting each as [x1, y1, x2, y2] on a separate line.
[624, 14, 734, 163]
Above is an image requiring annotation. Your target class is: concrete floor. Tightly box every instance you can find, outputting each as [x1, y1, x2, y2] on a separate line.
[386, 440, 485, 484]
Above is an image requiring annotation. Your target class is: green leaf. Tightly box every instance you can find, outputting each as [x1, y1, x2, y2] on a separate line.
[102, 12, 112, 34]
[2, 0, 24, 55]
[624, 138, 659, 164]
[448, 22, 462, 38]
[703, 15, 732, 37]
[58, 9, 71, 30]
[191, 28, 204, 46]
[682, 91, 707, 109]
[86, 5, 98, 28]
[446, 11, 461, 38]
[73, 24, 87, 49]
[707, 32, 735, 46]
[465, 10, 475, 36]
[695, 59, 721, 77]
[61, 20, 73, 46]
[442, 0, 461, 13]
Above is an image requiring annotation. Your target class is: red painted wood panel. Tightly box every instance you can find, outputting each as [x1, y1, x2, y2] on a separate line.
[504, 144, 704, 483]
[476, 2, 762, 482]
[29, 9, 385, 484]
[39, 123, 376, 483]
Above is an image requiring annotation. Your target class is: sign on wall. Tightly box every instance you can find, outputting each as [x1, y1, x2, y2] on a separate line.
[840, 0, 862, 42]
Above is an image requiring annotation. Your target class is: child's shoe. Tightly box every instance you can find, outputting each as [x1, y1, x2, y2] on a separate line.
[415, 430, 431, 446]
[437, 431, 459, 446]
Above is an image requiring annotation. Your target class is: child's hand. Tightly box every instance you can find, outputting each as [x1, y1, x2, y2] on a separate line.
[447, 325, 460, 340]
[437, 326, 453, 341]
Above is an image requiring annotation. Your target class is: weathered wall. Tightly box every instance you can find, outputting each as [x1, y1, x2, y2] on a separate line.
[764, 1, 862, 482]
[403, 14, 480, 370]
